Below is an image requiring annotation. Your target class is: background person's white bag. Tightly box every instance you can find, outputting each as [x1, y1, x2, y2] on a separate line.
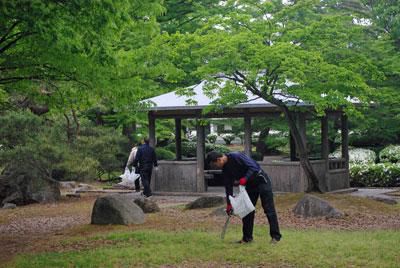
[118, 167, 140, 187]
[119, 167, 131, 181]
[129, 168, 140, 182]
[228, 185, 255, 218]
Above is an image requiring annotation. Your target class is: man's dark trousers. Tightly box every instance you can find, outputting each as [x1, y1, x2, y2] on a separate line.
[242, 172, 281, 241]
[134, 176, 141, 192]
[140, 169, 152, 197]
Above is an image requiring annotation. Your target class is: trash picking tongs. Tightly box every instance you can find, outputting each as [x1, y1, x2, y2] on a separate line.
[220, 214, 231, 240]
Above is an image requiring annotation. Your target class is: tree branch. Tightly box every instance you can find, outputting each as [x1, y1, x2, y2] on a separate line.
[0, 20, 21, 45]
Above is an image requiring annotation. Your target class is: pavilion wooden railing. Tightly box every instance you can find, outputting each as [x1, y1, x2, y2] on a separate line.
[328, 158, 346, 170]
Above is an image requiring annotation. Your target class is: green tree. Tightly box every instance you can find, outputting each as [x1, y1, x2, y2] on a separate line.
[174, 0, 393, 192]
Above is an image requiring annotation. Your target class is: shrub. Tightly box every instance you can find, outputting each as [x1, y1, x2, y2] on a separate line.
[207, 133, 217, 144]
[205, 143, 231, 154]
[221, 133, 235, 145]
[56, 156, 100, 181]
[156, 148, 175, 160]
[330, 147, 376, 164]
[0, 111, 43, 148]
[265, 135, 288, 152]
[379, 145, 400, 163]
[350, 163, 400, 187]
[165, 142, 231, 158]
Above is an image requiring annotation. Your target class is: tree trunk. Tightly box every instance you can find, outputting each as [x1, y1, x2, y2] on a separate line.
[255, 127, 270, 156]
[281, 106, 322, 193]
[63, 113, 73, 143]
[71, 109, 80, 137]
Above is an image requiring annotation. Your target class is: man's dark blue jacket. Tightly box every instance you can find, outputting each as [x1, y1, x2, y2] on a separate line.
[133, 143, 158, 172]
[222, 152, 262, 204]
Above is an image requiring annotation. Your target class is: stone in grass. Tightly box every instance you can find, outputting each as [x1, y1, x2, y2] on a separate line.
[2, 202, 16, 209]
[186, 196, 225, 209]
[91, 194, 145, 225]
[293, 194, 344, 218]
[210, 206, 227, 217]
[134, 197, 160, 213]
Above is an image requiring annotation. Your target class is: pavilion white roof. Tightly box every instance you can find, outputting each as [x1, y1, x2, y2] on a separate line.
[145, 80, 303, 111]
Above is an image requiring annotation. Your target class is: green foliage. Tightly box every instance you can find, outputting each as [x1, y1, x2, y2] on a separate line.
[379, 145, 400, 163]
[12, 228, 400, 267]
[350, 163, 400, 187]
[0, 111, 129, 181]
[155, 147, 175, 160]
[165, 142, 231, 158]
[0, 111, 43, 148]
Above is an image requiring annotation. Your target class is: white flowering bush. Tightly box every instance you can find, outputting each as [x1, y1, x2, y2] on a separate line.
[221, 133, 235, 145]
[330, 147, 376, 164]
[206, 133, 217, 144]
[350, 163, 400, 187]
[379, 145, 400, 163]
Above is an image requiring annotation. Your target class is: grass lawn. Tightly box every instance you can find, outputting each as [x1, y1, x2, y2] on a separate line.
[10, 227, 400, 268]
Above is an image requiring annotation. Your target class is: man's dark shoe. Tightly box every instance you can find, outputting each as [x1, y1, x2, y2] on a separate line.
[270, 238, 280, 244]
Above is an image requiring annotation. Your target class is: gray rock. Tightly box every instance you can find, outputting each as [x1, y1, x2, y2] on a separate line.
[210, 206, 226, 217]
[91, 194, 145, 225]
[186, 196, 225, 209]
[0, 165, 61, 206]
[293, 194, 344, 218]
[368, 196, 398, 205]
[133, 197, 160, 213]
[66, 193, 81, 198]
[2, 202, 16, 209]
[59, 181, 77, 190]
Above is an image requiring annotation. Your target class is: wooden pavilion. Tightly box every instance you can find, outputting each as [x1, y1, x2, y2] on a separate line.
[143, 81, 349, 193]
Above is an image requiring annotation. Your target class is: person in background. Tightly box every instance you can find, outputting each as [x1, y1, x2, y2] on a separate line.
[126, 141, 142, 192]
[206, 151, 282, 244]
[133, 137, 158, 198]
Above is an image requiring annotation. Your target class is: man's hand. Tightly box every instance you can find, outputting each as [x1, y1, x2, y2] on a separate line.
[239, 177, 247, 186]
[226, 204, 233, 216]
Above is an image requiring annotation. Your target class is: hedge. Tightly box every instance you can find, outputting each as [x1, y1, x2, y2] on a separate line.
[379, 145, 400, 163]
[350, 163, 400, 187]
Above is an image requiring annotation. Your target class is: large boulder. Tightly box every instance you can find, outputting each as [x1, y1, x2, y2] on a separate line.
[186, 196, 225, 209]
[91, 194, 145, 225]
[293, 195, 344, 218]
[0, 165, 61, 205]
[133, 197, 160, 213]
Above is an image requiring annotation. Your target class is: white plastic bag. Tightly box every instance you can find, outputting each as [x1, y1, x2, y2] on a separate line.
[129, 168, 140, 182]
[228, 185, 255, 219]
[118, 167, 140, 187]
[119, 167, 131, 181]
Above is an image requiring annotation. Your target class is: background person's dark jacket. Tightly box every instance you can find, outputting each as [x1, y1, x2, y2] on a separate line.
[133, 143, 158, 173]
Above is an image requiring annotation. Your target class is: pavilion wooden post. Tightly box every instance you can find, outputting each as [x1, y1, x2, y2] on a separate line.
[244, 111, 252, 157]
[341, 113, 349, 169]
[320, 115, 329, 192]
[175, 118, 182, 160]
[196, 119, 206, 192]
[148, 112, 156, 191]
[148, 112, 156, 147]
[321, 115, 329, 162]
